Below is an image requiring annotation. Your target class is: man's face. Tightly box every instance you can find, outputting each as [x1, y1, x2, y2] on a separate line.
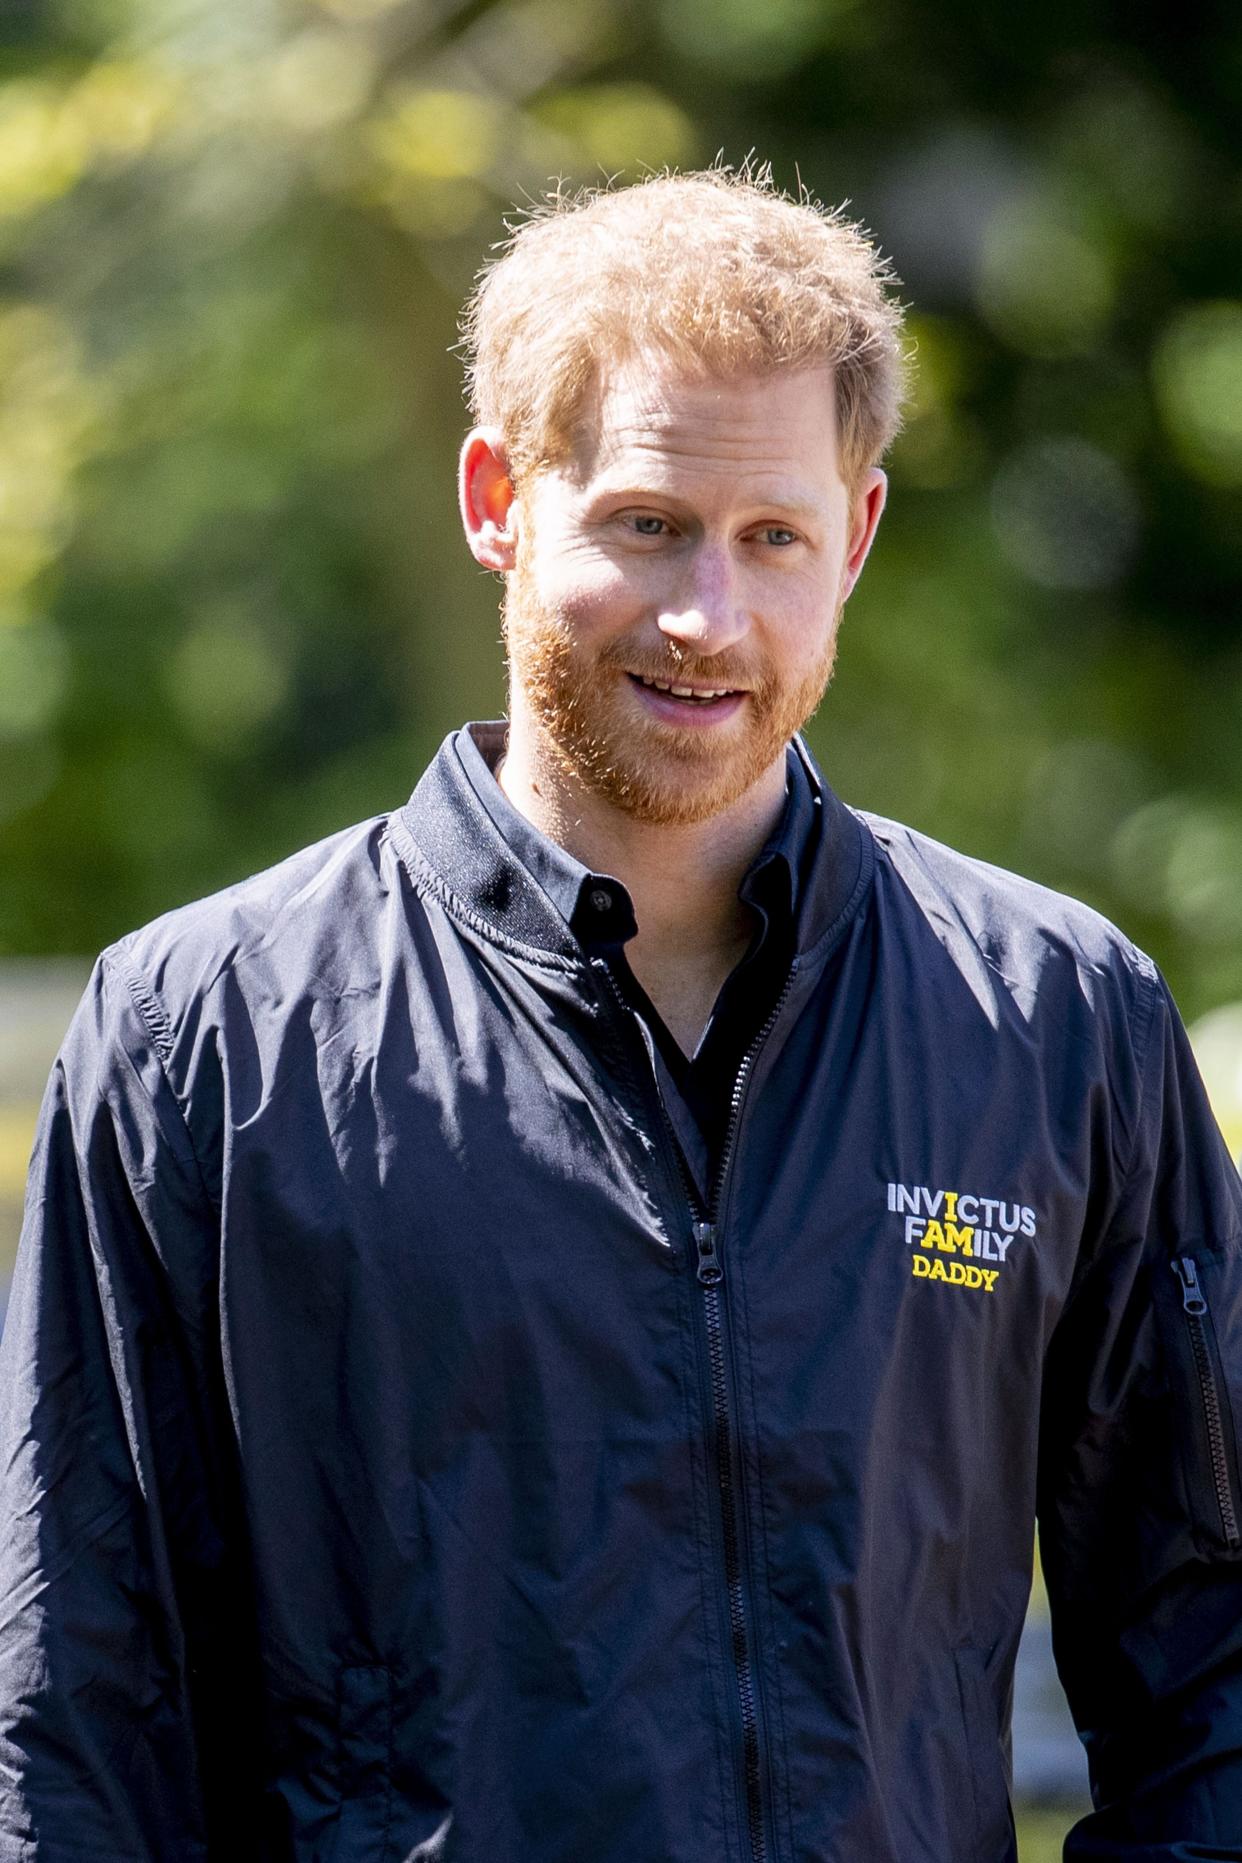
[501, 354, 882, 826]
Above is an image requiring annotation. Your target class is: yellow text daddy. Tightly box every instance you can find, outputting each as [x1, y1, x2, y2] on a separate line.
[887, 1182, 1037, 1295]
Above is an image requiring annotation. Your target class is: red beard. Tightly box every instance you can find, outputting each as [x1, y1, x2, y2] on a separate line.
[502, 557, 840, 827]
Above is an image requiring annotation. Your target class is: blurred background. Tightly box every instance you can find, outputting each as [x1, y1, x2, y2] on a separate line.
[1, 0, 1241, 1852]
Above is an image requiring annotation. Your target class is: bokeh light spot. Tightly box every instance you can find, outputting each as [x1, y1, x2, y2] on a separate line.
[1153, 301, 1242, 486]
[368, 89, 502, 183]
[167, 608, 289, 751]
[658, 0, 840, 76]
[1111, 795, 1242, 945]
[978, 208, 1113, 357]
[1052, 77, 1199, 235]
[991, 438, 1139, 590]
[268, 31, 376, 135]
[1165, 808, 1242, 943]
[68, 60, 180, 164]
[1021, 738, 1151, 872]
[0, 619, 67, 741]
[383, 176, 491, 240]
[1189, 1002, 1242, 1157]
[532, 85, 696, 174]
[0, 84, 84, 219]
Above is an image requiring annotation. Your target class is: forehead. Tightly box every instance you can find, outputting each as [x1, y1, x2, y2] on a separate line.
[565, 353, 843, 491]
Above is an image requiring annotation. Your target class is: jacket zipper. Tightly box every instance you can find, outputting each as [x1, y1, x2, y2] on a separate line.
[689, 976, 795, 1863]
[692, 1219, 768, 1863]
[1173, 1256, 1240, 1548]
[696, 976, 793, 1863]
[598, 961, 793, 1863]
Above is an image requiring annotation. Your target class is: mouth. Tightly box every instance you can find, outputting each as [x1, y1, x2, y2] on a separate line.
[624, 671, 748, 728]
[627, 672, 745, 705]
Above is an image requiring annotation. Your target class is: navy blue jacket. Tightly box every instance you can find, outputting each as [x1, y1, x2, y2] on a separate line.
[2, 725, 1241, 1862]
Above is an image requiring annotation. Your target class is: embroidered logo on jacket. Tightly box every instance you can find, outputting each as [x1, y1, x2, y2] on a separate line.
[886, 1182, 1036, 1294]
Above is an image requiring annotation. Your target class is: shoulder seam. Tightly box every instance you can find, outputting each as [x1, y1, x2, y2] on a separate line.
[1116, 947, 1161, 1193]
[101, 948, 220, 1215]
[105, 946, 175, 1065]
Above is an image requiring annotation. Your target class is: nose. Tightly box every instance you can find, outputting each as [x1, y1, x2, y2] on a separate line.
[656, 542, 750, 657]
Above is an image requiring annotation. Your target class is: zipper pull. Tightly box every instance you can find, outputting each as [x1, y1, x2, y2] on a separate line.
[1174, 1256, 1208, 1316]
[693, 1220, 724, 1287]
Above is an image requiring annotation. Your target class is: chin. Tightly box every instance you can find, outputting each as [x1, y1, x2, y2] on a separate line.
[563, 728, 778, 828]
[516, 641, 831, 827]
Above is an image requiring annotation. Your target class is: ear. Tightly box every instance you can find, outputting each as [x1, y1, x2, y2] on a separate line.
[838, 468, 887, 604]
[460, 428, 519, 572]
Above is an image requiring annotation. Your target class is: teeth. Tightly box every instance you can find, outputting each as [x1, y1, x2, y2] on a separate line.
[637, 675, 736, 700]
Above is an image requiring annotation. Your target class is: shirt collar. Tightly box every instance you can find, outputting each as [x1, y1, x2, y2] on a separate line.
[455, 722, 638, 944]
[455, 722, 817, 950]
[737, 736, 819, 935]
[399, 722, 873, 965]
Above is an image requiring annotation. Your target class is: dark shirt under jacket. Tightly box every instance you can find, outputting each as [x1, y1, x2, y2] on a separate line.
[457, 723, 820, 1198]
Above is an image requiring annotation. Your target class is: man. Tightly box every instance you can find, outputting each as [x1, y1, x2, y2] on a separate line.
[2, 168, 1240, 1862]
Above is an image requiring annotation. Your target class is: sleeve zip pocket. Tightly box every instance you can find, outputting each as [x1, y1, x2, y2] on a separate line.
[1171, 1255, 1241, 1550]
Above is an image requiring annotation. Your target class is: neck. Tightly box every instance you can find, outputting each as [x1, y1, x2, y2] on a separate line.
[498, 710, 787, 963]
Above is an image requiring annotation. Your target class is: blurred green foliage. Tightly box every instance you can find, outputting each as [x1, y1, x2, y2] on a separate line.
[1, 0, 1241, 1029]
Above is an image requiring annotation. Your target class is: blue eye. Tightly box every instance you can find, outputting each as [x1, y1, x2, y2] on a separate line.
[763, 527, 797, 546]
[631, 515, 666, 536]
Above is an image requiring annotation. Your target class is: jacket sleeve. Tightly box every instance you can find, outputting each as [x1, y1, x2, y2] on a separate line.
[1038, 962, 1242, 1859]
[0, 955, 248, 1861]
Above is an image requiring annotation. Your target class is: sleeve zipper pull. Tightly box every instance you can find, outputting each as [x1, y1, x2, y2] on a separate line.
[1174, 1255, 1208, 1316]
[693, 1220, 724, 1287]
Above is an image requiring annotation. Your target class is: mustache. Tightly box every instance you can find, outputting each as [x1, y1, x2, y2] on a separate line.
[597, 639, 769, 693]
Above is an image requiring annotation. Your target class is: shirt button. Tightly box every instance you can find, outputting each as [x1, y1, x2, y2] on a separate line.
[589, 887, 613, 914]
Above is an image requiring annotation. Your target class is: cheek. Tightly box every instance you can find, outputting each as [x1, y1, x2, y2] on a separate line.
[761, 582, 839, 667]
[533, 552, 646, 635]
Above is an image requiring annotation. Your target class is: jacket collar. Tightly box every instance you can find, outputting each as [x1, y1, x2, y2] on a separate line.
[400, 722, 873, 965]
[455, 722, 821, 956]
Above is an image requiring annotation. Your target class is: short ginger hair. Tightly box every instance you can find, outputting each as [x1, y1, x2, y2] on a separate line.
[461, 164, 909, 493]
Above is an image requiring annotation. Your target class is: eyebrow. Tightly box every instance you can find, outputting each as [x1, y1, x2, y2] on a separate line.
[583, 480, 829, 522]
